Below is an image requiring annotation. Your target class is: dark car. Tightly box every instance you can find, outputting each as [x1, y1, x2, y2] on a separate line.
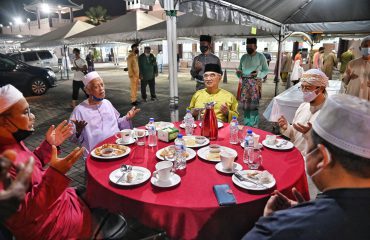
[0, 53, 57, 96]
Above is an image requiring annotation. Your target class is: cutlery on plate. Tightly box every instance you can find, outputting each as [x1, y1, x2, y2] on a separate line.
[276, 140, 288, 148]
[116, 164, 132, 183]
[234, 172, 268, 189]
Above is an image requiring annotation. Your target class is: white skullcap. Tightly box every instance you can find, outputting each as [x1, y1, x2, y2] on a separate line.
[0, 84, 24, 114]
[83, 71, 101, 86]
[361, 35, 370, 46]
[313, 94, 370, 158]
[300, 69, 328, 87]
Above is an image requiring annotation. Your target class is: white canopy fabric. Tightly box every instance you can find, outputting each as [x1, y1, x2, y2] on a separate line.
[66, 11, 164, 45]
[21, 21, 94, 48]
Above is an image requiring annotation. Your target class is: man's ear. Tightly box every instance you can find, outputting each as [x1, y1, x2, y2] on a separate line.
[317, 144, 332, 168]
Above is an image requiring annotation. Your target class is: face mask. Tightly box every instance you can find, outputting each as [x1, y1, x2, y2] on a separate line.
[200, 46, 209, 53]
[303, 89, 319, 102]
[247, 48, 254, 54]
[361, 47, 370, 57]
[134, 49, 139, 54]
[92, 95, 104, 102]
[7, 118, 34, 142]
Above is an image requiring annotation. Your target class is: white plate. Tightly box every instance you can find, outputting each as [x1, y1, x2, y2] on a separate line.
[240, 142, 263, 149]
[197, 146, 238, 162]
[151, 173, 181, 188]
[215, 162, 243, 174]
[116, 138, 136, 145]
[182, 136, 210, 148]
[199, 121, 224, 128]
[133, 128, 149, 138]
[262, 139, 294, 150]
[232, 170, 276, 190]
[179, 123, 197, 129]
[156, 147, 196, 161]
[91, 145, 131, 160]
[145, 122, 174, 131]
[109, 166, 151, 186]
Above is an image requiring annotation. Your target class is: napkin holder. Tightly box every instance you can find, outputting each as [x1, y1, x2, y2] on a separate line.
[158, 127, 179, 142]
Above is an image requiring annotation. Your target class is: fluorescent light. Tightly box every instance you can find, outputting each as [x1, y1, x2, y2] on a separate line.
[41, 3, 50, 13]
[14, 17, 23, 25]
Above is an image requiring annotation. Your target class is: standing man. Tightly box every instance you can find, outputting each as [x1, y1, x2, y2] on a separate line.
[190, 35, 221, 91]
[156, 50, 163, 73]
[262, 48, 272, 82]
[339, 47, 354, 77]
[127, 44, 140, 106]
[85, 50, 95, 73]
[342, 36, 370, 101]
[321, 50, 338, 79]
[138, 46, 158, 102]
[71, 48, 88, 108]
[313, 47, 325, 69]
[236, 37, 269, 127]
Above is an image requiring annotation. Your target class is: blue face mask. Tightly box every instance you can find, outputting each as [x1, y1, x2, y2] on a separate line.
[361, 47, 370, 57]
[92, 95, 104, 102]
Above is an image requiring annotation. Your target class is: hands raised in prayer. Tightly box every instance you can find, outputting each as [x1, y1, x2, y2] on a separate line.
[49, 145, 84, 174]
[71, 120, 88, 138]
[220, 103, 229, 116]
[126, 107, 140, 120]
[0, 150, 34, 221]
[46, 120, 74, 146]
[263, 187, 305, 217]
[277, 115, 288, 131]
[195, 60, 203, 73]
[293, 122, 312, 134]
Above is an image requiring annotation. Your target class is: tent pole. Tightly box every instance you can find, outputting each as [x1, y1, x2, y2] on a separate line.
[64, 45, 69, 80]
[274, 26, 284, 96]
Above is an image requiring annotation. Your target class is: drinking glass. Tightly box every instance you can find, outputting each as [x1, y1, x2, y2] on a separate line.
[248, 148, 263, 170]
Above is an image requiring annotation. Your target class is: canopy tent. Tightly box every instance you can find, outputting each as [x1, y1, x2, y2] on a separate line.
[66, 11, 164, 45]
[21, 21, 94, 48]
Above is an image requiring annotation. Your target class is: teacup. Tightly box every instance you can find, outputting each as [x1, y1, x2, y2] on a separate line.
[115, 129, 133, 143]
[134, 129, 146, 138]
[265, 135, 277, 145]
[253, 133, 260, 148]
[153, 161, 174, 182]
[209, 144, 221, 153]
[220, 151, 236, 170]
[195, 136, 206, 144]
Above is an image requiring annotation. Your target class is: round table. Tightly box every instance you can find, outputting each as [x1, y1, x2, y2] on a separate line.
[85, 121, 309, 240]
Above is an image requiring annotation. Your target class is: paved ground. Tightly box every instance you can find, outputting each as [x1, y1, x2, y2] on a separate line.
[23, 65, 286, 239]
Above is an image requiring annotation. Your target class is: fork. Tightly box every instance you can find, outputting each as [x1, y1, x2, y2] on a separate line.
[234, 172, 268, 189]
[276, 140, 288, 148]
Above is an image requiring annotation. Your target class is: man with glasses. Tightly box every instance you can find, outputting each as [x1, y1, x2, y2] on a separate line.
[188, 64, 238, 123]
[243, 94, 370, 240]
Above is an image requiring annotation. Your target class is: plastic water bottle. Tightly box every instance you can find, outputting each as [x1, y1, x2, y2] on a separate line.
[229, 116, 239, 144]
[174, 134, 186, 170]
[243, 130, 254, 165]
[183, 110, 195, 136]
[147, 118, 157, 147]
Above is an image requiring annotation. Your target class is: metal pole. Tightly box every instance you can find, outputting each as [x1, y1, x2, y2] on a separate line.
[274, 26, 284, 96]
[64, 45, 69, 80]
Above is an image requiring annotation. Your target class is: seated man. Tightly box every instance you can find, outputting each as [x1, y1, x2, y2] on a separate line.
[188, 64, 238, 123]
[70, 71, 140, 155]
[278, 69, 328, 157]
[243, 94, 370, 240]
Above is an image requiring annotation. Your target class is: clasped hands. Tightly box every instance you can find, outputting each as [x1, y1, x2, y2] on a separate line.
[263, 188, 305, 217]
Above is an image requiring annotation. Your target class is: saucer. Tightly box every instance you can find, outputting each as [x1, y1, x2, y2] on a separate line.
[215, 162, 243, 174]
[151, 173, 181, 188]
[116, 138, 136, 145]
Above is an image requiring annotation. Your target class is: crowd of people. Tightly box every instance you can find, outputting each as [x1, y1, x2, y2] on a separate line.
[0, 34, 369, 239]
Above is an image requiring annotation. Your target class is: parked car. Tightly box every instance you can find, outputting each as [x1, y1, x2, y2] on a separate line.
[9, 50, 60, 73]
[0, 53, 57, 96]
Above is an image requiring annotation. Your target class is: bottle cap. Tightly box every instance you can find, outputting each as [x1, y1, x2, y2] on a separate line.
[186, 109, 190, 113]
[232, 116, 237, 120]
[247, 130, 252, 134]
[177, 134, 183, 138]
[149, 118, 154, 122]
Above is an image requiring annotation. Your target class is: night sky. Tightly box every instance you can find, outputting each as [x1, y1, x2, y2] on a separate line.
[0, 0, 126, 26]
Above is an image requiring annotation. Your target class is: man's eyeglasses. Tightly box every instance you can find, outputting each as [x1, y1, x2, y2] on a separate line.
[298, 85, 319, 92]
[203, 73, 220, 79]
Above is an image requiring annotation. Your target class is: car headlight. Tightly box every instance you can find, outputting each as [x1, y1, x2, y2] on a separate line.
[47, 70, 56, 78]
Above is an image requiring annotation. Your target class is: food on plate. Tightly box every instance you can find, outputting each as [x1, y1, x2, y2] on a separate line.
[209, 144, 221, 153]
[207, 152, 221, 161]
[246, 170, 273, 184]
[126, 171, 137, 183]
[94, 144, 127, 156]
[160, 146, 189, 159]
[184, 137, 196, 147]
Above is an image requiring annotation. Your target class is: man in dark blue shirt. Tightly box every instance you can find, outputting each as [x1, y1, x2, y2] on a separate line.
[243, 94, 370, 240]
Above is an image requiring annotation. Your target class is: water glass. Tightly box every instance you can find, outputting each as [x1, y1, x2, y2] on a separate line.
[238, 125, 245, 143]
[248, 148, 263, 170]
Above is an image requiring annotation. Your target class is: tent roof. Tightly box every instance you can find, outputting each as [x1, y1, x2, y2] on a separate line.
[66, 11, 164, 44]
[21, 21, 94, 48]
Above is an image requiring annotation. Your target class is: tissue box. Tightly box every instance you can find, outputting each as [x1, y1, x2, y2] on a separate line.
[158, 127, 179, 142]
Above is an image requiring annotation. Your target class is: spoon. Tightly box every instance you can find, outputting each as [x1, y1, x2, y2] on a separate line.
[116, 164, 131, 183]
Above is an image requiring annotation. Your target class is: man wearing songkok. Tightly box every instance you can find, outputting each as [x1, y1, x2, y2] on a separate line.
[243, 94, 370, 240]
[342, 35, 370, 101]
[278, 69, 328, 157]
[0, 84, 92, 239]
[236, 37, 269, 127]
[190, 35, 222, 90]
[188, 64, 238, 123]
[70, 71, 140, 156]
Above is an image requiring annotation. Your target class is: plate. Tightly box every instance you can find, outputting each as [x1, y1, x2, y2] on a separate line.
[240, 142, 263, 149]
[197, 146, 238, 162]
[179, 123, 197, 129]
[232, 170, 276, 190]
[156, 146, 196, 161]
[116, 138, 136, 145]
[133, 128, 148, 138]
[109, 166, 151, 186]
[91, 144, 131, 159]
[215, 162, 243, 174]
[182, 136, 210, 148]
[145, 122, 174, 131]
[151, 173, 181, 188]
[199, 121, 224, 128]
[262, 139, 294, 150]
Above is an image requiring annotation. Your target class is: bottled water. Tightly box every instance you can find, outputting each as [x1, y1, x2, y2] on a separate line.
[174, 134, 186, 170]
[183, 110, 195, 136]
[243, 130, 254, 165]
[147, 118, 157, 147]
[229, 116, 239, 144]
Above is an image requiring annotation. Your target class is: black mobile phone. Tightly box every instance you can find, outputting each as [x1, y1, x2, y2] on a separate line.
[213, 184, 237, 206]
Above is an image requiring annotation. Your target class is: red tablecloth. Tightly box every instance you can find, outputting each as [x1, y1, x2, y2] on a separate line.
[86, 122, 309, 240]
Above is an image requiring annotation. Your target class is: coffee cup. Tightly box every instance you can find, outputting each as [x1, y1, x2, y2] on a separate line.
[253, 133, 260, 148]
[153, 161, 173, 182]
[195, 136, 206, 144]
[265, 135, 276, 145]
[220, 151, 236, 171]
[115, 129, 133, 143]
[134, 129, 146, 138]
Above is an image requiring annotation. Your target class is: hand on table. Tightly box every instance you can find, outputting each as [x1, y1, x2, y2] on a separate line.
[71, 119, 88, 138]
[263, 187, 305, 217]
[277, 115, 288, 131]
[46, 120, 74, 146]
[126, 107, 140, 120]
[293, 122, 312, 134]
[220, 103, 229, 116]
[49, 145, 84, 174]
